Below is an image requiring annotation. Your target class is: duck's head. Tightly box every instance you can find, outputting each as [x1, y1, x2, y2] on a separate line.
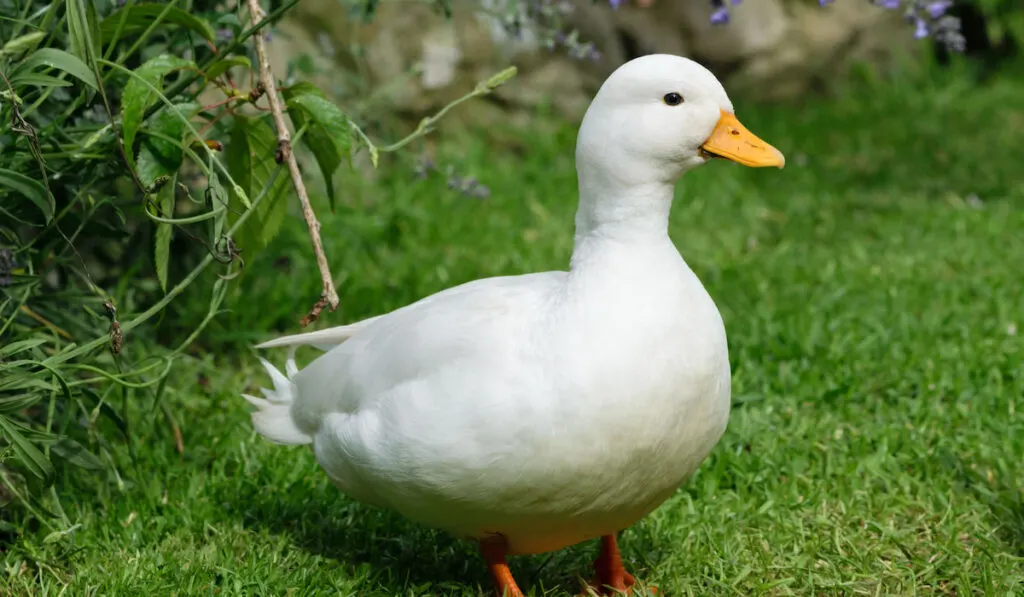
[576, 54, 785, 187]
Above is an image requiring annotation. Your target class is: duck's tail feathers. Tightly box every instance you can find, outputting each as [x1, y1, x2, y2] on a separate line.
[254, 314, 383, 352]
[242, 348, 312, 445]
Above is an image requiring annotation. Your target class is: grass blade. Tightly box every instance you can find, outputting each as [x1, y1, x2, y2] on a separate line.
[14, 47, 98, 91]
[0, 415, 56, 485]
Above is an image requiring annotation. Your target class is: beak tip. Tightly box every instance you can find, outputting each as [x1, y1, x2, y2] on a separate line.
[773, 148, 786, 169]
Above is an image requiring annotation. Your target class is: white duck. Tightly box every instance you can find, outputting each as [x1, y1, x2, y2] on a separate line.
[244, 54, 784, 596]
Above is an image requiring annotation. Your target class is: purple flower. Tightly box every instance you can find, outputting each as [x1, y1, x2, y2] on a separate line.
[608, 0, 623, 9]
[703, 0, 963, 52]
[926, 0, 952, 18]
[914, 16, 928, 38]
[710, 6, 729, 24]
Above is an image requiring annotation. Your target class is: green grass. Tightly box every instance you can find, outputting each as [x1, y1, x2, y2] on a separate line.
[4, 65, 1024, 595]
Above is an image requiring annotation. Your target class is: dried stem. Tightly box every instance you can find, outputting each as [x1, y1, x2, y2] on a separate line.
[246, 0, 339, 324]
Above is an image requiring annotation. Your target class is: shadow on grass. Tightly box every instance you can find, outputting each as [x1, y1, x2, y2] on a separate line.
[218, 469, 655, 595]
[984, 484, 1024, 558]
[936, 447, 1024, 558]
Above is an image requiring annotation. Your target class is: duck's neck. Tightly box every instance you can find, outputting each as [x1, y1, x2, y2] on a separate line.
[570, 173, 676, 270]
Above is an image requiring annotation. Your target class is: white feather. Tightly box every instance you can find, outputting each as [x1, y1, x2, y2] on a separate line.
[243, 358, 311, 445]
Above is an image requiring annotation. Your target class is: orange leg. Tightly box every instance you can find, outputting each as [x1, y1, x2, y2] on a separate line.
[582, 534, 655, 596]
[480, 535, 525, 597]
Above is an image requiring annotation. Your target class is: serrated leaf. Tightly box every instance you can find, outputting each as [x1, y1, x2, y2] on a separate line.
[0, 415, 55, 485]
[121, 55, 195, 169]
[14, 48, 97, 90]
[66, 0, 101, 69]
[51, 439, 104, 471]
[100, 4, 215, 44]
[225, 115, 291, 256]
[283, 83, 350, 211]
[135, 102, 199, 187]
[0, 167, 53, 223]
[204, 55, 250, 81]
[154, 176, 175, 293]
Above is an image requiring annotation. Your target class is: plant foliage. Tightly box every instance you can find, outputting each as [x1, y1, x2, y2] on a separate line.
[0, 0, 523, 532]
[0, 0, 360, 528]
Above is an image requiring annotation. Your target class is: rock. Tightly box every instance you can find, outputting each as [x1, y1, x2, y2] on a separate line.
[674, 0, 789, 63]
[255, 0, 919, 131]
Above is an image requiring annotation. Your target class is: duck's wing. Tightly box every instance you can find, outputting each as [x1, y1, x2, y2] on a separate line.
[273, 271, 563, 429]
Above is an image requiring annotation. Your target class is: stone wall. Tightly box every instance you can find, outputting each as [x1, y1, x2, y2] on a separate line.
[267, 0, 919, 128]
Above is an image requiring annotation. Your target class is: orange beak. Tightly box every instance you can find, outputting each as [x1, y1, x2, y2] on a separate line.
[700, 109, 785, 169]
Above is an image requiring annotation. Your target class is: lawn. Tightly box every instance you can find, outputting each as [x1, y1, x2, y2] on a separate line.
[3, 63, 1024, 595]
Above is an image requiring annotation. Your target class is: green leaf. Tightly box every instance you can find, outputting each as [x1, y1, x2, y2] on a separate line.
[100, 4, 215, 44]
[154, 175, 175, 293]
[51, 439, 104, 471]
[0, 393, 46, 414]
[0, 415, 55, 485]
[136, 102, 198, 192]
[42, 524, 83, 544]
[226, 115, 291, 256]
[204, 55, 250, 81]
[0, 167, 53, 223]
[283, 83, 351, 211]
[0, 376, 56, 394]
[14, 48, 98, 91]
[0, 337, 49, 358]
[120, 55, 195, 169]
[0, 31, 45, 58]
[146, 102, 199, 166]
[7, 72, 74, 89]
[66, 0, 101, 69]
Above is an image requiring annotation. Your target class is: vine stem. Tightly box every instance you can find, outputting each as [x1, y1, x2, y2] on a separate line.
[246, 0, 339, 325]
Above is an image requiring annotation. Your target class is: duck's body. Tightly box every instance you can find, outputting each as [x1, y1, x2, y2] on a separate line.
[245, 54, 784, 594]
[285, 233, 728, 555]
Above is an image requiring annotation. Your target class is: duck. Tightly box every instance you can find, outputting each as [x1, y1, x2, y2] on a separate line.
[243, 53, 784, 596]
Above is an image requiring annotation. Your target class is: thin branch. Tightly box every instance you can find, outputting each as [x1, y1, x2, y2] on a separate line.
[246, 0, 339, 325]
[378, 66, 517, 153]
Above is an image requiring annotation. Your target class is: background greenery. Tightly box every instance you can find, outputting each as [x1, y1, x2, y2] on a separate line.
[2, 0, 1023, 594]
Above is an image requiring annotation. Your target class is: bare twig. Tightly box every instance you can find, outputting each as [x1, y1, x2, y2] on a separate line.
[246, 0, 339, 325]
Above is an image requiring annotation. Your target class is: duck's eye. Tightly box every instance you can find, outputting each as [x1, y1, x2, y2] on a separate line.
[663, 92, 684, 106]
